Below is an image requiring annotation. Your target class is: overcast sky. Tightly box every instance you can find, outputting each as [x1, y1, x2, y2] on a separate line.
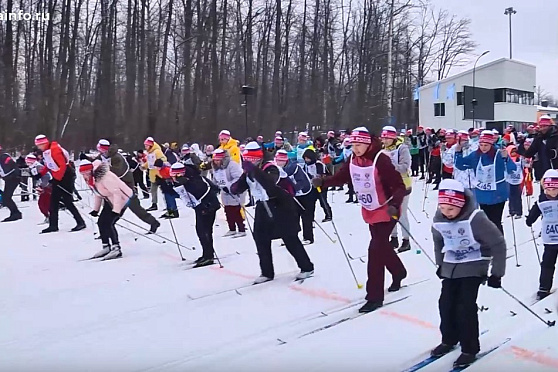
[429, 0, 558, 98]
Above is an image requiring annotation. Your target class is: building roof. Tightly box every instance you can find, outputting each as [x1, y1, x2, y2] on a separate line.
[537, 105, 558, 112]
[419, 58, 536, 91]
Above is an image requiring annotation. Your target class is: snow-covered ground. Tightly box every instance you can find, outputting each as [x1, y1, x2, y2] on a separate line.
[1, 176, 558, 371]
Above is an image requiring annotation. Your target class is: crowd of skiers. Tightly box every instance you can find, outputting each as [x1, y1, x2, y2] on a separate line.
[1, 114, 558, 368]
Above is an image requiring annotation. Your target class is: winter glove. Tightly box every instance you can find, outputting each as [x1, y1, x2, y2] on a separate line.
[387, 205, 399, 219]
[436, 266, 443, 279]
[89, 210, 99, 217]
[222, 186, 230, 194]
[487, 275, 501, 289]
[311, 177, 324, 188]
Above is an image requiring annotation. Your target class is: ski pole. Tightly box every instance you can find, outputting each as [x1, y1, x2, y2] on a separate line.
[510, 215, 520, 267]
[119, 216, 194, 251]
[392, 216, 436, 266]
[500, 287, 556, 327]
[530, 226, 542, 265]
[292, 196, 337, 243]
[318, 187, 362, 289]
[408, 207, 421, 224]
[115, 221, 165, 245]
[168, 218, 186, 261]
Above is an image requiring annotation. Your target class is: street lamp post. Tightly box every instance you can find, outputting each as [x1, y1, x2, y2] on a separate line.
[504, 7, 517, 59]
[472, 50, 490, 128]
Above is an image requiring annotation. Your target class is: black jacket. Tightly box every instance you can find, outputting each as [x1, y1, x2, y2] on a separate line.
[526, 192, 558, 228]
[173, 165, 220, 214]
[0, 154, 20, 179]
[231, 162, 300, 240]
[518, 126, 558, 173]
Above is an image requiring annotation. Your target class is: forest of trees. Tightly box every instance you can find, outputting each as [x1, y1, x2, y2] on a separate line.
[0, 0, 478, 151]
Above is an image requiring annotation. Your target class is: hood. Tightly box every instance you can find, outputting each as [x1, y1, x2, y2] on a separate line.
[148, 142, 162, 154]
[506, 144, 519, 161]
[91, 160, 109, 180]
[222, 138, 239, 150]
[302, 148, 317, 164]
[107, 144, 119, 158]
[433, 188, 477, 223]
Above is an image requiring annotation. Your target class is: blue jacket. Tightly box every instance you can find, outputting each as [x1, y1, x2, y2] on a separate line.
[454, 149, 516, 205]
[283, 160, 312, 196]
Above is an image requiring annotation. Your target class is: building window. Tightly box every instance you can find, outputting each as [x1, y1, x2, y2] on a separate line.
[434, 103, 445, 117]
[457, 92, 463, 106]
[494, 88, 535, 105]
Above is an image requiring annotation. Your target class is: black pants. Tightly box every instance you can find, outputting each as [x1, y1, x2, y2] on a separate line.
[133, 170, 149, 198]
[439, 277, 483, 355]
[20, 176, 29, 201]
[442, 171, 453, 180]
[316, 188, 332, 219]
[98, 203, 122, 245]
[195, 208, 217, 259]
[296, 192, 317, 242]
[411, 154, 420, 175]
[540, 245, 558, 291]
[254, 233, 314, 279]
[479, 202, 505, 236]
[2, 177, 21, 216]
[49, 169, 84, 229]
[127, 192, 158, 226]
[429, 156, 441, 184]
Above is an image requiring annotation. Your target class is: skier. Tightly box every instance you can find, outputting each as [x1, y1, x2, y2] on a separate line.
[169, 162, 221, 267]
[230, 141, 314, 283]
[218, 130, 241, 164]
[302, 148, 333, 222]
[526, 169, 558, 300]
[180, 145, 202, 167]
[505, 144, 524, 218]
[126, 152, 150, 199]
[313, 127, 408, 313]
[431, 178, 506, 368]
[295, 132, 314, 164]
[143, 137, 167, 212]
[34, 134, 85, 233]
[27, 154, 52, 224]
[0, 145, 22, 222]
[340, 138, 357, 203]
[441, 130, 457, 180]
[274, 149, 315, 244]
[454, 130, 516, 235]
[154, 159, 179, 219]
[15, 153, 30, 202]
[79, 160, 133, 260]
[95, 139, 160, 233]
[380, 126, 412, 253]
[211, 148, 247, 237]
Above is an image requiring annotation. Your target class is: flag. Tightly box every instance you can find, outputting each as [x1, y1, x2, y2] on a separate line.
[446, 83, 456, 100]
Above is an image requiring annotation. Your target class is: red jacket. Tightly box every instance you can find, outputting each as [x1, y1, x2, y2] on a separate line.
[41, 141, 69, 181]
[323, 140, 406, 225]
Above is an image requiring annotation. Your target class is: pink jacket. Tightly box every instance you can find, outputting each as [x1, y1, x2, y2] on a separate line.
[91, 160, 133, 213]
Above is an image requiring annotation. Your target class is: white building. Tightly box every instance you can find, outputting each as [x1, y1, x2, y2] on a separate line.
[418, 58, 536, 132]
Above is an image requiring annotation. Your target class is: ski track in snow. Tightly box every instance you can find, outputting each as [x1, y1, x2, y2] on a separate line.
[1, 176, 558, 371]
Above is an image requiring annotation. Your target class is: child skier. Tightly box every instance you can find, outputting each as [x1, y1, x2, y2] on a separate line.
[211, 149, 247, 237]
[230, 142, 314, 283]
[169, 162, 221, 267]
[431, 179, 506, 368]
[526, 169, 558, 300]
[313, 127, 408, 313]
[506, 145, 524, 218]
[79, 160, 133, 260]
[303, 148, 333, 222]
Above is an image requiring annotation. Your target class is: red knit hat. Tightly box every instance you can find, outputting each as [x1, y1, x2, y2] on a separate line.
[540, 115, 553, 127]
[79, 160, 94, 174]
[212, 148, 226, 161]
[170, 162, 186, 177]
[243, 141, 263, 162]
[144, 137, 154, 147]
[275, 150, 289, 162]
[543, 169, 558, 189]
[34, 134, 49, 146]
[274, 136, 284, 145]
[445, 130, 456, 139]
[25, 154, 37, 166]
[298, 132, 308, 141]
[479, 130, 495, 144]
[97, 139, 110, 153]
[351, 126, 372, 144]
[438, 179, 466, 208]
[381, 126, 398, 139]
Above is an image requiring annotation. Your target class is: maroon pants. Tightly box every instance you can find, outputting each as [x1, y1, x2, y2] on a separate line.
[38, 188, 52, 218]
[224, 205, 245, 232]
[366, 220, 407, 302]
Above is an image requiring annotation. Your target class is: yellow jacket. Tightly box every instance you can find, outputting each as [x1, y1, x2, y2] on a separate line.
[142, 142, 167, 182]
[383, 137, 412, 190]
[219, 138, 241, 164]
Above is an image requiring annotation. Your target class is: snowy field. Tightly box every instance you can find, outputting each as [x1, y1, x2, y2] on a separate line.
[2, 176, 558, 371]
